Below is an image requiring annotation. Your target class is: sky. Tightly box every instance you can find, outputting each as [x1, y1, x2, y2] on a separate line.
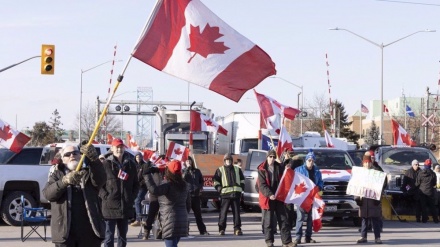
[2, 0, 440, 136]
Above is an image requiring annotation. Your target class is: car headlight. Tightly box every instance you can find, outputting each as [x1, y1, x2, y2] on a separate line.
[386, 174, 401, 191]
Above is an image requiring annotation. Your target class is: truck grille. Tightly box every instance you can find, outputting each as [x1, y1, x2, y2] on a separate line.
[323, 181, 349, 196]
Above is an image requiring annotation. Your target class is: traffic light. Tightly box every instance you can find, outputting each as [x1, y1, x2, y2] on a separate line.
[41, 44, 55, 75]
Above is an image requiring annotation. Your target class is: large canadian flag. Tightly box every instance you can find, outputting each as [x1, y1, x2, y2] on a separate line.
[190, 110, 227, 135]
[391, 119, 416, 146]
[0, 119, 31, 153]
[166, 141, 189, 162]
[132, 0, 276, 102]
[254, 90, 301, 120]
[276, 126, 293, 157]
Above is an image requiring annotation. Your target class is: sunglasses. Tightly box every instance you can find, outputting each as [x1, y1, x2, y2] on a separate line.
[268, 156, 275, 158]
[63, 151, 80, 157]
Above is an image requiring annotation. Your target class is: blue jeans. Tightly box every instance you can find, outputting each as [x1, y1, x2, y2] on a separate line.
[134, 188, 147, 221]
[164, 237, 180, 247]
[295, 206, 312, 240]
[104, 219, 128, 247]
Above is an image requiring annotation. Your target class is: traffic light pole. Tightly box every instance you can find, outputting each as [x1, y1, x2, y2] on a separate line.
[0, 55, 40, 73]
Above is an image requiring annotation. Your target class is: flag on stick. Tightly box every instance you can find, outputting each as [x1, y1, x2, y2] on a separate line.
[190, 110, 227, 135]
[361, 104, 369, 114]
[276, 126, 293, 157]
[406, 105, 415, 117]
[166, 141, 189, 162]
[0, 119, 30, 153]
[132, 0, 276, 102]
[391, 119, 416, 146]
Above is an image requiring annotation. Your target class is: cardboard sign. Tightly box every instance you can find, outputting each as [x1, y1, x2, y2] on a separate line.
[346, 166, 386, 200]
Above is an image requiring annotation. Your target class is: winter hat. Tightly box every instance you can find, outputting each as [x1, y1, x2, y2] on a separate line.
[363, 151, 372, 162]
[411, 159, 419, 166]
[267, 149, 277, 158]
[167, 160, 182, 175]
[306, 150, 315, 161]
[424, 158, 432, 168]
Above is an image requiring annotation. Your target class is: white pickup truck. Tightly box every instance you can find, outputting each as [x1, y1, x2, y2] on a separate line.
[0, 143, 115, 226]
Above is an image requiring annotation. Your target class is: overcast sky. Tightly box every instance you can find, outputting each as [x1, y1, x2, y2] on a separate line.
[2, 0, 440, 136]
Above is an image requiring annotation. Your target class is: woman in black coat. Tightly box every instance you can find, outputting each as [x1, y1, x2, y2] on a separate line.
[145, 160, 190, 247]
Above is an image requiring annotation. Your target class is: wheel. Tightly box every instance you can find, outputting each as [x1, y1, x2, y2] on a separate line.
[353, 217, 362, 227]
[1, 191, 37, 226]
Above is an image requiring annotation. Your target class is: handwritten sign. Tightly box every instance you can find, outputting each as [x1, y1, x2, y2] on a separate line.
[346, 166, 386, 200]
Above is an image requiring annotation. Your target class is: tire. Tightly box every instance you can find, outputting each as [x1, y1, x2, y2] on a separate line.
[353, 217, 362, 227]
[1, 191, 37, 226]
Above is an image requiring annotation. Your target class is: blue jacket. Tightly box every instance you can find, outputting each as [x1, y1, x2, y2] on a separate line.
[295, 163, 324, 191]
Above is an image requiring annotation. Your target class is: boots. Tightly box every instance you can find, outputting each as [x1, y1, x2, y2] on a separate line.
[142, 229, 150, 240]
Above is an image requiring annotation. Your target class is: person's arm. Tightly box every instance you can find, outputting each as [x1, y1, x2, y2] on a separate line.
[145, 173, 169, 196]
[43, 169, 67, 202]
[213, 168, 222, 192]
[258, 168, 272, 198]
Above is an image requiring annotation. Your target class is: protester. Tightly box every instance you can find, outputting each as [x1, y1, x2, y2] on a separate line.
[145, 160, 190, 247]
[100, 138, 139, 247]
[142, 154, 166, 240]
[131, 152, 150, 227]
[213, 153, 245, 236]
[415, 158, 439, 223]
[355, 151, 384, 244]
[294, 150, 323, 244]
[183, 156, 209, 235]
[234, 158, 243, 168]
[282, 151, 302, 229]
[258, 149, 296, 247]
[43, 144, 106, 247]
[435, 165, 440, 188]
[401, 159, 421, 222]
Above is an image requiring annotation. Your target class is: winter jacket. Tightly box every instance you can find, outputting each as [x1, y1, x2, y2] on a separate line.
[145, 173, 190, 239]
[100, 152, 139, 219]
[136, 160, 150, 190]
[295, 163, 324, 191]
[43, 159, 106, 243]
[415, 168, 437, 198]
[213, 164, 245, 199]
[401, 167, 420, 198]
[257, 160, 284, 210]
[143, 165, 165, 202]
[183, 167, 204, 197]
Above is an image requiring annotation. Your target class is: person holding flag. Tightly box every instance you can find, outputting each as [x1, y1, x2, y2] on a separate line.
[294, 150, 323, 245]
[258, 149, 296, 247]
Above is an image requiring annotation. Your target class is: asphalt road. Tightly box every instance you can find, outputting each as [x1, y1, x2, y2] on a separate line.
[2, 209, 440, 247]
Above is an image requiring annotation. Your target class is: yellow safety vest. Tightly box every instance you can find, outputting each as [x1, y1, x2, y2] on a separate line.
[215, 166, 243, 194]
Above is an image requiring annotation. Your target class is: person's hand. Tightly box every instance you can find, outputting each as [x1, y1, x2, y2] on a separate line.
[269, 195, 276, 200]
[318, 191, 323, 196]
[80, 144, 98, 161]
[62, 171, 83, 185]
[145, 166, 159, 174]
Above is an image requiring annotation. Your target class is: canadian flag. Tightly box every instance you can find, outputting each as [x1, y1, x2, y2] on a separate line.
[0, 119, 31, 153]
[166, 141, 189, 162]
[126, 133, 139, 151]
[190, 110, 227, 135]
[391, 119, 416, 146]
[143, 149, 155, 160]
[275, 168, 324, 232]
[383, 104, 390, 115]
[107, 133, 114, 145]
[132, 0, 276, 102]
[150, 152, 167, 168]
[276, 126, 293, 157]
[254, 89, 301, 121]
[322, 120, 334, 148]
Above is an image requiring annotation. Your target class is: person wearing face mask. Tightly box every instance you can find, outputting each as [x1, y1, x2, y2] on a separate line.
[43, 144, 107, 247]
[293, 150, 323, 245]
[213, 153, 245, 236]
[183, 156, 209, 235]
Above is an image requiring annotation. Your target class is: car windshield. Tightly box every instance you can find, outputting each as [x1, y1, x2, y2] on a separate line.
[0, 149, 14, 163]
[292, 150, 354, 170]
[381, 149, 431, 165]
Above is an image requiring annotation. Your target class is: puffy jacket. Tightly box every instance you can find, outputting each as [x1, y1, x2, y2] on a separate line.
[100, 152, 139, 219]
[213, 165, 245, 199]
[295, 163, 324, 191]
[257, 160, 284, 210]
[145, 173, 190, 239]
[43, 159, 106, 243]
[183, 167, 204, 197]
[416, 168, 437, 198]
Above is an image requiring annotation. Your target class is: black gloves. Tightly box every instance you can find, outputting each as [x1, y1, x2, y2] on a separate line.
[145, 166, 159, 174]
[62, 171, 84, 186]
[80, 144, 98, 162]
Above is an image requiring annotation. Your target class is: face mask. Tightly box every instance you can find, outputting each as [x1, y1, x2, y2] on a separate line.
[225, 160, 231, 166]
[67, 161, 79, 171]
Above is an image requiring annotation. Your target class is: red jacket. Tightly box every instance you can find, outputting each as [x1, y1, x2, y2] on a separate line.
[256, 160, 284, 210]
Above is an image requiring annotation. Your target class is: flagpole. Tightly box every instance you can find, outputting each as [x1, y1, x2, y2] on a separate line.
[76, 0, 163, 171]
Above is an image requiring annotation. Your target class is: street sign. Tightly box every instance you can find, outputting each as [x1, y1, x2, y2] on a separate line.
[421, 114, 434, 127]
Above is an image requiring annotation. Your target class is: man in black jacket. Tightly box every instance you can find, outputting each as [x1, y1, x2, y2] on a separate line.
[43, 144, 106, 247]
[401, 159, 421, 222]
[415, 159, 439, 223]
[131, 152, 150, 227]
[183, 156, 209, 235]
[100, 138, 139, 247]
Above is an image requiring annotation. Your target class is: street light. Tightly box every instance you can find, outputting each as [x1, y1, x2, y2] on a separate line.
[79, 59, 122, 142]
[270, 76, 304, 135]
[329, 28, 435, 144]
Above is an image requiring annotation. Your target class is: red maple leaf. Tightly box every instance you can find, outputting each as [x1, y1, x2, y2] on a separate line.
[203, 119, 215, 127]
[187, 23, 230, 63]
[317, 205, 325, 215]
[174, 148, 183, 156]
[294, 182, 308, 195]
[0, 125, 13, 141]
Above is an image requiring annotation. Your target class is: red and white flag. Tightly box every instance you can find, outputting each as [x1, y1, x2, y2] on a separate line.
[190, 110, 227, 135]
[133, 0, 276, 102]
[276, 126, 293, 157]
[311, 193, 325, 232]
[143, 149, 155, 160]
[254, 90, 301, 121]
[391, 119, 416, 146]
[126, 133, 139, 151]
[166, 141, 189, 162]
[150, 152, 168, 168]
[0, 119, 31, 153]
[322, 120, 334, 148]
[107, 133, 114, 145]
[383, 104, 390, 116]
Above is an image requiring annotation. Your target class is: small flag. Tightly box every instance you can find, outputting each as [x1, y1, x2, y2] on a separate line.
[383, 104, 389, 115]
[361, 104, 369, 114]
[406, 105, 415, 117]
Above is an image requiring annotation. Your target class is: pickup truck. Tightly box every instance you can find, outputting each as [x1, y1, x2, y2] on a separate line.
[243, 148, 361, 226]
[0, 143, 117, 226]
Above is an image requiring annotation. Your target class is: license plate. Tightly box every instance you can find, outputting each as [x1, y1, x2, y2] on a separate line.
[325, 205, 337, 212]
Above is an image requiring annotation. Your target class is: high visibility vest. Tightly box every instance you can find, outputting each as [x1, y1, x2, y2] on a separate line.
[216, 166, 243, 194]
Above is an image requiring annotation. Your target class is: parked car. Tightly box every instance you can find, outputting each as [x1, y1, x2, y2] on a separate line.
[243, 148, 361, 225]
